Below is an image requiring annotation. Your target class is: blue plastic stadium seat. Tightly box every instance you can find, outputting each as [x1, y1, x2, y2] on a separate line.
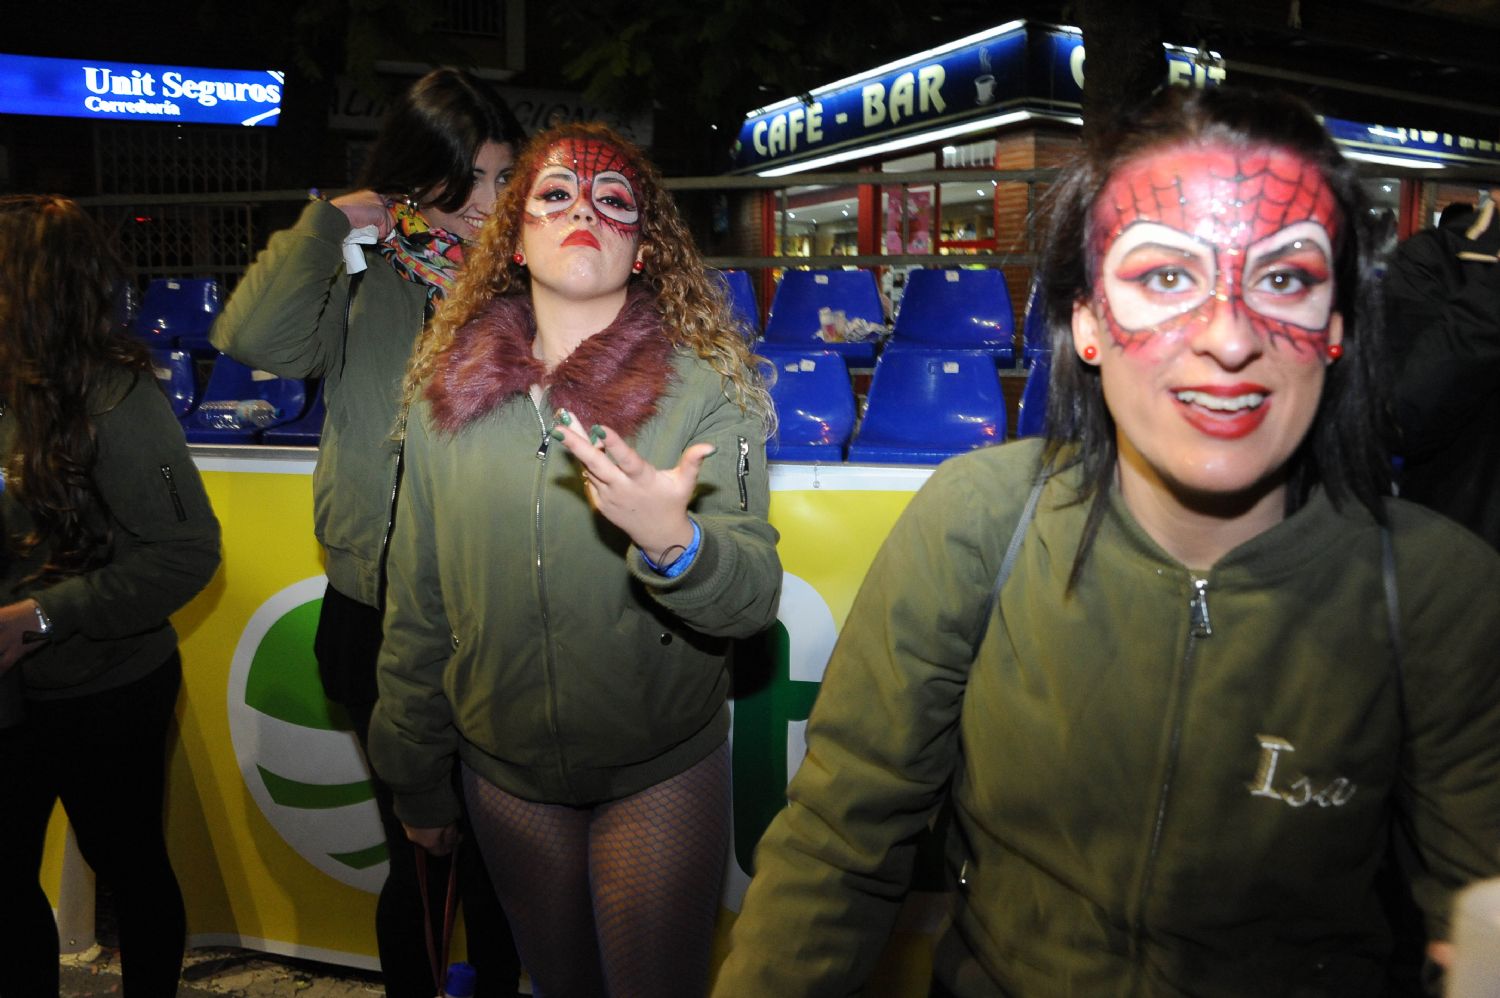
[1015, 350, 1050, 438]
[261, 380, 326, 447]
[183, 353, 307, 444]
[149, 348, 199, 418]
[759, 345, 856, 463]
[764, 269, 884, 365]
[138, 277, 223, 352]
[847, 344, 1006, 464]
[712, 268, 761, 340]
[1021, 279, 1049, 364]
[891, 268, 1015, 363]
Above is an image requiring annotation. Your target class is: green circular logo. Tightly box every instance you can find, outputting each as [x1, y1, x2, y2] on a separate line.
[226, 577, 385, 893]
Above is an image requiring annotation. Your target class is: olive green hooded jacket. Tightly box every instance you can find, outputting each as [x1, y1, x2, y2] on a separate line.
[367, 289, 782, 824]
[2, 371, 221, 699]
[717, 438, 1500, 998]
[210, 199, 424, 608]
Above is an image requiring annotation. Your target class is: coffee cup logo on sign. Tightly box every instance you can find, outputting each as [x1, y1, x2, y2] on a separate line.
[976, 47, 996, 105]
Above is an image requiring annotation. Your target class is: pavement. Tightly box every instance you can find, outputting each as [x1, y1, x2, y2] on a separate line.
[59, 944, 385, 996]
[56, 884, 385, 997]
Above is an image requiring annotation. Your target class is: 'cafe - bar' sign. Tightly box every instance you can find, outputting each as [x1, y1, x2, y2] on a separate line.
[731, 21, 1218, 174]
[0, 53, 284, 127]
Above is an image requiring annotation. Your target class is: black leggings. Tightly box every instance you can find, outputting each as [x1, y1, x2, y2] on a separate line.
[317, 585, 519, 998]
[0, 655, 185, 998]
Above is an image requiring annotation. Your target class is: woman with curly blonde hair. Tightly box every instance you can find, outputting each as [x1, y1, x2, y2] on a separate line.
[405, 122, 772, 428]
[370, 122, 782, 998]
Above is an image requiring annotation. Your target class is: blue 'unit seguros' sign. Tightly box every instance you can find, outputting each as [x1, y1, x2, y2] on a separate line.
[0, 54, 283, 127]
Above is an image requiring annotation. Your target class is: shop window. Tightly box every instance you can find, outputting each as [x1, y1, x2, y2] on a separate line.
[772, 183, 859, 259]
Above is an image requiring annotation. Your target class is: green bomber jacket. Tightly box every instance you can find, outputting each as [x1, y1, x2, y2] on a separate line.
[367, 289, 783, 823]
[715, 437, 1500, 998]
[2, 370, 221, 699]
[210, 199, 426, 608]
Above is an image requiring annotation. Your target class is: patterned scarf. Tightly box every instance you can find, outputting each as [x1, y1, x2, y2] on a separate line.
[375, 201, 466, 310]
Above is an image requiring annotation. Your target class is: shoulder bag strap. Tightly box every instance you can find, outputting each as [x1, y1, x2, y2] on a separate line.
[338, 269, 364, 382]
[972, 471, 1049, 652]
[1381, 524, 1405, 730]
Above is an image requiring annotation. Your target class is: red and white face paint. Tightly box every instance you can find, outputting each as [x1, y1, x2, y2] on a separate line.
[1090, 144, 1340, 356]
[523, 138, 641, 238]
[519, 137, 643, 306]
[1073, 140, 1347, 514]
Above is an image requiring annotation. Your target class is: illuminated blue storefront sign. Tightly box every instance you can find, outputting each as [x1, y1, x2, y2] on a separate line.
[1322, 115, 1500, 170]
[731, 21, 1217, 173]
[0, 54, 283, 126]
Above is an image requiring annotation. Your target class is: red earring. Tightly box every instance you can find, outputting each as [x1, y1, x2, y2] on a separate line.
[1082, 344, 1098, 361]
[1326, 342, 1344, 360]
[512, 252, 524, 266]
[632, 259, 644, 273]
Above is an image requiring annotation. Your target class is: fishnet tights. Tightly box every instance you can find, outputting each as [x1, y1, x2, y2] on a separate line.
[462, 743, 730, 998]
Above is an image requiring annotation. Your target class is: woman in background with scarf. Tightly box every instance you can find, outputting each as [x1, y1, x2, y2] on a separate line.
[212, 67, 526, 998]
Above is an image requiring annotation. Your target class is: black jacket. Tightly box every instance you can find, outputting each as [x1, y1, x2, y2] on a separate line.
[1385, 204, 1500, 549]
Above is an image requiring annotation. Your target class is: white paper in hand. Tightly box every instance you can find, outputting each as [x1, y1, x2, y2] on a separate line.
[342, 225, 380, 274]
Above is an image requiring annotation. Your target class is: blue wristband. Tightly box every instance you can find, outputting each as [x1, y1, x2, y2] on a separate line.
[643, 520, 701, 579]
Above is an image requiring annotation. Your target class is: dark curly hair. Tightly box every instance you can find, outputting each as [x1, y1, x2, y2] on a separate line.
[0, 195, 153, 583]
[1034, 86, 1394, 583]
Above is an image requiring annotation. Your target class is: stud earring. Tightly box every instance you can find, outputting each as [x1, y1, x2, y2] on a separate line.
[512, 252, 525, 266]
[1082, 344, 1098, 361]
[1326, 342, 1344, 360]
[632, 259, 645, 274]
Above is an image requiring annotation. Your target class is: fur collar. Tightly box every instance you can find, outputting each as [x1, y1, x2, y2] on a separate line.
[425, 286, 677, 436]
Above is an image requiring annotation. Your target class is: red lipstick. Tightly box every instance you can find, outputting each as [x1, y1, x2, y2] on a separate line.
[1171, 383, 1271, 439]
[562, 230, 600, 250]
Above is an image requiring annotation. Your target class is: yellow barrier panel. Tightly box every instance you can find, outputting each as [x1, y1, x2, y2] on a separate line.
[39, 453, 937, 987]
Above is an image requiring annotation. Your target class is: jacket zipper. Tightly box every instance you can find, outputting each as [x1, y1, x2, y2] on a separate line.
[1130, 574, 1211, 990]
[377, 441, 404, 590]
[736, 435, 750, 511]
[527, 393, 570, 791]
[159, 464, 188, 521]
[1189, 576, 1212, 637]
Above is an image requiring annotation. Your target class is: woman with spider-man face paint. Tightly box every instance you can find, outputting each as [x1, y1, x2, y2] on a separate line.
[716, 88, 1500, 998]
[368, 122, 781, 998]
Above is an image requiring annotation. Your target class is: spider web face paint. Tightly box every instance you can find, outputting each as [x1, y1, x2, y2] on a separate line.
[1090, 144, 1340, 356]
[523, 139, 642, 238]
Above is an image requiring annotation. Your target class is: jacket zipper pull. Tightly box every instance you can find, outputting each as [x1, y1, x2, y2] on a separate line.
[736, 435, 750, 511]
[531, 394, 551, 459]
[1190, 576, 1213, 637]
[160, 464, 188, 521]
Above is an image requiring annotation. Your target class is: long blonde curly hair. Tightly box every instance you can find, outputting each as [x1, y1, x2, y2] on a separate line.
[402, 121, 773, 436]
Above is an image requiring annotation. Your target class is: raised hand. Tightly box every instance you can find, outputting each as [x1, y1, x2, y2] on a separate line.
[331, 189, 393, 239]
[550, 408, 712, 566]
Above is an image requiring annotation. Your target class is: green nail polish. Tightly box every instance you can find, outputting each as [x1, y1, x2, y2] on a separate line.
[549, 427, 565, 442]
[556, 408, 572, 425]
[589, 425, 605, 444]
